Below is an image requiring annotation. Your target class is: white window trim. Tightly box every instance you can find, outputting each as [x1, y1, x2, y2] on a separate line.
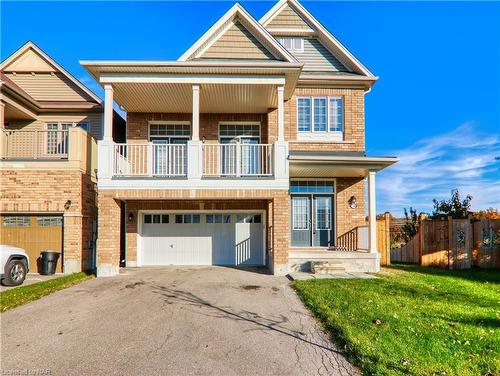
[277, 37, 304, 52]
[218, 121, 261, 143]
[296, 96, 344, 142]
[148, 121, 191, 142]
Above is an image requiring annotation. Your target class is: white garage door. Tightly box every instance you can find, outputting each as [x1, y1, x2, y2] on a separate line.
[141, 212, 265, 266]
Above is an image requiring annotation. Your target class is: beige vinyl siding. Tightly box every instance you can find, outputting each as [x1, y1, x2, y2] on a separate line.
[200, 21, 277, 60]
[7, 113, 103, 139]
[266, 4, 312, 30]
[2, 48, 56, 73]
[293, 38, 348, 72]
[5, 72, 95, 102]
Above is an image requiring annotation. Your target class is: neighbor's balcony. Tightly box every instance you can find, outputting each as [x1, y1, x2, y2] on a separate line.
[111, 142, 274, 178]
[1, 129, 69, 160]
[0, 128, 97, 174]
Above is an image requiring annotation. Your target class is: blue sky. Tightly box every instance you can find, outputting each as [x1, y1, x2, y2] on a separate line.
[2, 1, 499, 215]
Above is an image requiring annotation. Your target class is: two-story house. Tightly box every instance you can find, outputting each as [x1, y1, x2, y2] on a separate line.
[0, 42, 124, 273]
[82, 0, 398, 277]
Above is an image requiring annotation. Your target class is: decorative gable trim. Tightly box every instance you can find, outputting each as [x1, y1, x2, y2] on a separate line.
[260, 0, 375, 77]
[264, 2, 315, 33]
[1, 41, 102, 104]
[178, 3, 297, 63]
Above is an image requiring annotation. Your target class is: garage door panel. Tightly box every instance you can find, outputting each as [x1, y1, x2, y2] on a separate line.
[212, 223, 235, 265]
[235, 223, 264, 265]
[143, 224, 212, 265]
[141, 212, 264, 267]
[1, 215, 63, 272]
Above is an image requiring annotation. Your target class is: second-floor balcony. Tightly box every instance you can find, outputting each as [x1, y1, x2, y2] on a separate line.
[1, 129, 69, 160]
[112, 142, 274, 178]
[0, 127, 97, 174]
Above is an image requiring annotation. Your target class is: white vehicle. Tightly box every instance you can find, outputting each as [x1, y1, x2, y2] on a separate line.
[0, 245, 29, 286]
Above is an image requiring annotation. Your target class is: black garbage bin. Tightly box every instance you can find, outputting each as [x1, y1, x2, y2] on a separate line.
[40, 251, 60, 275]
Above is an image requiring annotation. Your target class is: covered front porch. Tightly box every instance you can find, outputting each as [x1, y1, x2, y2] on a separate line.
[288, 151, 398, 273]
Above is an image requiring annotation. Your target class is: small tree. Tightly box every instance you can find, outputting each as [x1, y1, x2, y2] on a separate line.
[432, 189, 472, 219]
[401, 207, 419, 243]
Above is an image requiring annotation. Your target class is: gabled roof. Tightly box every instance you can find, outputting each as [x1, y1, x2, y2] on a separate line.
[1, 41, 102, 104]
[178, 3, 298, 63]
[260, 0, 375, 77]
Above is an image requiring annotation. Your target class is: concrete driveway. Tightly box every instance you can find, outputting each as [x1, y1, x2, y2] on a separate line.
[1, 267, 358, 376]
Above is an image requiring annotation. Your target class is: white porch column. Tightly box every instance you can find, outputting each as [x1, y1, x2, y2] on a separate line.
[368, 171, 378, 254]
[277, 86, 285, 142]
[192, 85, 200, 141]
[103, 84, 114, 141]
[273, 85, 288, 180]
[98, 84, 115, 182]
[187, 85, 202, 179]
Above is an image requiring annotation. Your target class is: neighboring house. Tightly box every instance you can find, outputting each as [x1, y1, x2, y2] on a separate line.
[0, 41, 124, 273]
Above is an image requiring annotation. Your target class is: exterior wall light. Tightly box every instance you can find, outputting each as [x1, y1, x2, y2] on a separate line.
[128, 213, 134, 222]
[348, 196, 357, 209]
[64, 200, 72, 210]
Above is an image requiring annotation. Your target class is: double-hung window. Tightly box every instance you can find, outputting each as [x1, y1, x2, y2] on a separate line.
[313, 98, 327, 132]
[296, 96, 344, 136]
[297, 98, 311, 132]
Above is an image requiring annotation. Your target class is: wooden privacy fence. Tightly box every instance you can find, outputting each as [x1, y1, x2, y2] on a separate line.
[391, 217, 500, 269]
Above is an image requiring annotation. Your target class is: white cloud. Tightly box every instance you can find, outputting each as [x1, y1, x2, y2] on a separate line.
[376, 122, 500, 216]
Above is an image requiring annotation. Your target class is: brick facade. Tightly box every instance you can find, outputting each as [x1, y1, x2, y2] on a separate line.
[96, 189, 290, 274]
[127, 113, 269, 143]
[335, 177, 366, 237]
[0, 170, 97, 272]
[100, 86, 368, 275]
[280, 87, 365, 152]
[126, 87, 365, 153]
[96, 190, 121, 276]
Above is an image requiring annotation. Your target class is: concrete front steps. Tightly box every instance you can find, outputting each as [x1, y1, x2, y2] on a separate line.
[289, 249, 380, 273]
[311, 261, 346, 274]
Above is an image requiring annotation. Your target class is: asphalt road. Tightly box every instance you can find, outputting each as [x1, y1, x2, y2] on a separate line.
[1, 266, 358, 376]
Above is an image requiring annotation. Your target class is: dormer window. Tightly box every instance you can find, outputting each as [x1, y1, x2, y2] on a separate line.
[277, 37, 304, 52]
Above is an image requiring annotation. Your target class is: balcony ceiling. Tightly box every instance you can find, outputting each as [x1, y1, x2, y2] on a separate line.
[112, 82, 279, 113]
[80, 61, 302, 113]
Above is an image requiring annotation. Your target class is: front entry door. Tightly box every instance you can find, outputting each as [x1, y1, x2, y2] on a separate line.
[291, 196, 311, 247]
[291, 194, 333, 247]
[313, 196, 333, 247]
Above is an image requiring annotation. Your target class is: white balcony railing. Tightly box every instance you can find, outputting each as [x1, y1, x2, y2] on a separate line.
[113, 143, 187, 177]
[110, 142, 274, 178]
[203, 143, 273, 177]
[1, 129, 69, 159]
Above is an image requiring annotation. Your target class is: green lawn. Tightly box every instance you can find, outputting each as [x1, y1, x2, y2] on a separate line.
[293, 265, 500, 376]
[0, 272, 93, 312]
